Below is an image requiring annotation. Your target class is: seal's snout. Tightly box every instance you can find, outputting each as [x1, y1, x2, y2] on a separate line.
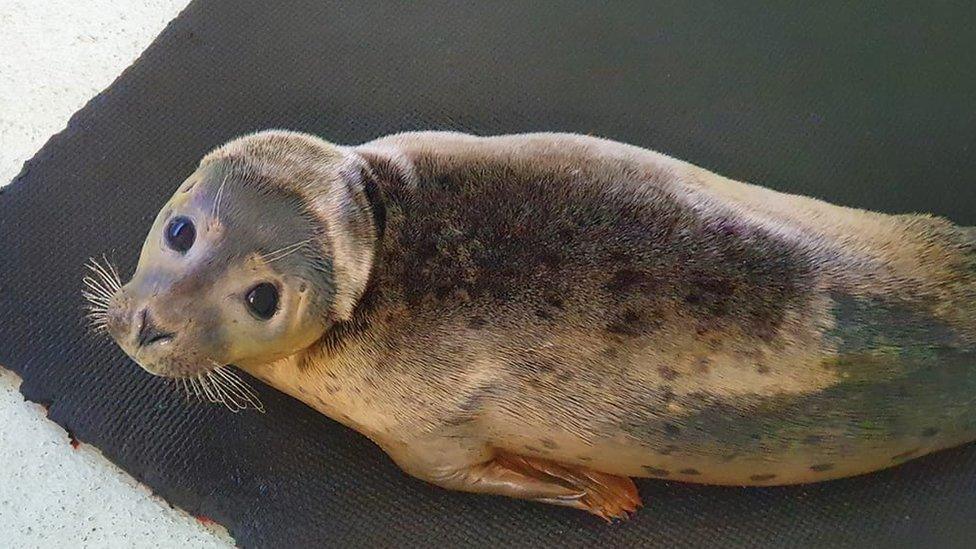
[135, 307, 175, 348]
[103, 284, 190, 376]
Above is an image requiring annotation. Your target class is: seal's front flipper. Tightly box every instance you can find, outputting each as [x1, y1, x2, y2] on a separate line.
[397, 443, 643, 520]
[493, 451, 642, 521]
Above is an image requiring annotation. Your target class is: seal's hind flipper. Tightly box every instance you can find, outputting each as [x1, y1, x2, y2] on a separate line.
[494, 451, 642, 521]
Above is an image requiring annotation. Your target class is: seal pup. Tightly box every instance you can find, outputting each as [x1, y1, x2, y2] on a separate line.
[86, 130, 976, 520]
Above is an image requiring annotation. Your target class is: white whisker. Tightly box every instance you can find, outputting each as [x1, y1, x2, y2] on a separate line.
[208, 372, 245, 413]
[211, 171, 230, 219]
[102, 254, 123, 289]
[172, 363, 264, 413]
[197, 374, 218, 402]
[214, 367, 262, 402]
[82, 293, 111, 308]
[86, 257, 121, 292]
[82, 256, 125, 338]
[81, 275, 112, 293]
[82, 277, 114, 301]
[211, 366, 265, 412]
[189, 377, 203, 399]
[260, 239, 310, 264]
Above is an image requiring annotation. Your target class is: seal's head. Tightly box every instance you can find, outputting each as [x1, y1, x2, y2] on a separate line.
[88, 131, 379, 385]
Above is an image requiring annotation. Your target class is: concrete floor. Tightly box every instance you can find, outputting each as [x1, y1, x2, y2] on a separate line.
[0, 1, 233, 546]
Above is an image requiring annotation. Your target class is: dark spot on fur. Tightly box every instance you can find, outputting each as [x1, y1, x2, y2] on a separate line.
[556, 371, 574, 383]
[606, 311, 641, 336]
[605, 268, 644, 294]
[544, 294, 565, 309]
[802, 434, 824, 445]
[608, 251, 630, 263]
[714, 218, 744, 237]
[601, 347, 619, 359]
[756, 364, 771, 375]
[643, 466, 670, 477]
[809, 463, 835, 472]
[535, 308, 554, 321]
[467, 315, 487, 329]
[750, 433, 762, 441]
[921, 427, 940, 437]
[606, 322, 632, 336]
[750, 473, 777, 481]
[541, 438, 558, 449]
[660, 387, 675, 403]
[539, 250, 563, 269]
[679, 468, 701, 475]
[891, 448, 920, 461]
[658, 365, 679, 381]
[658, 444, 679, 456]
[607, 309, 660, 338]
[663, 423, 681, 437]
[450, 384, 491, 425]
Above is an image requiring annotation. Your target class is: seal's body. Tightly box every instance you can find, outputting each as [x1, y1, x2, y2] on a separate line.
[95, 131, 976, 519]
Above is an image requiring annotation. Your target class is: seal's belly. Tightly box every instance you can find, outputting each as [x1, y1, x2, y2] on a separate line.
[491, 346, 976, 485]
[487, 293, 976, 485]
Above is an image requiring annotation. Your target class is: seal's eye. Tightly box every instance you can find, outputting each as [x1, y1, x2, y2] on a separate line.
[245, 282, 279, 320]
[165, 216, 195, 253]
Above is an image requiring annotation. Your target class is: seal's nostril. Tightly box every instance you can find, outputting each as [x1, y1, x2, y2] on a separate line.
[136, 307, 175, 348]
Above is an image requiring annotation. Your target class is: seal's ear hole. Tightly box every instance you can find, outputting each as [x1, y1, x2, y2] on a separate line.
[245, 282, 279, 320]
[165, 216, 196, 253]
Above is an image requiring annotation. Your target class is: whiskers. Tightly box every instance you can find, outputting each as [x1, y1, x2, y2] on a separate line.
[210, 171, 230, 220]
[82, 255, 122, 336]
[175, 363, 265, 413]
[259, 239, 311, 264]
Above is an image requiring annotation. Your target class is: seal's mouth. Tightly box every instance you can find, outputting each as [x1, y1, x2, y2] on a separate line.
[135, 308, 175, 348]
[82, 255, 265, 413]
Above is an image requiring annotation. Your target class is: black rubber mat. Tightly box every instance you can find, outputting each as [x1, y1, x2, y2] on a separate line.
[3, 2, 976, 547]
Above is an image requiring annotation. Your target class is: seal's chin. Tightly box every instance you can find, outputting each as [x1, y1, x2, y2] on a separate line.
[125, 343, 265, 412]
[129, 353, 215, 380]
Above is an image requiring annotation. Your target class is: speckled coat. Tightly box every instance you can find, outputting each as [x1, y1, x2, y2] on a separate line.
[227, 132, 976, 485]
[114, 131, 976, 518]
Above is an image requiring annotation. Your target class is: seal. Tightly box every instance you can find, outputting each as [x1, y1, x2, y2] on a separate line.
[85, 130, 976, 520]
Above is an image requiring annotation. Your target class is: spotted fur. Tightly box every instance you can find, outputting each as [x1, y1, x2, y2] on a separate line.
[117, 130, 976, 514]
[251, 131, 976, 486]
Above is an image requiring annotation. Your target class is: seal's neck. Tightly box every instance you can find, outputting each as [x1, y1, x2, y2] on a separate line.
[303, 150, 385, 321]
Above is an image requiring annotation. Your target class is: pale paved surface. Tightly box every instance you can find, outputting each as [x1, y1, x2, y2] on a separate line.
[0, 1, 233, 546]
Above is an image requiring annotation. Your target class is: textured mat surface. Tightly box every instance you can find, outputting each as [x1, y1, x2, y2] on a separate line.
[2, 2, 976, 547]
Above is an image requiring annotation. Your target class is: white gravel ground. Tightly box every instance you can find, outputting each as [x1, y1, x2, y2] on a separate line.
[0, 1, 233, 546]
